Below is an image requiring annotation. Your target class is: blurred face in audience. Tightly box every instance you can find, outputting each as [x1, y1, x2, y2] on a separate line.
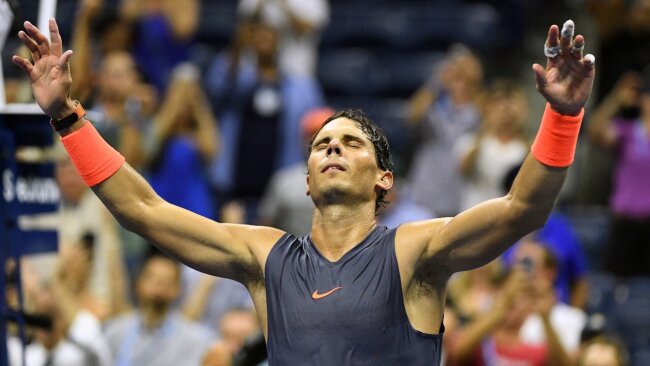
[99, 52, 138, 101]
[220, 309, 260, 354]
[55, 156, 87, 204]
[252, 23, 279, 62]
[441, 52, 483, 102]
[101, 19, 133, 55]
[484, 89, 528, 137]
[136, 257, 181, 314]
[512, 239, 555, 282]
[580, 343, 621, 366]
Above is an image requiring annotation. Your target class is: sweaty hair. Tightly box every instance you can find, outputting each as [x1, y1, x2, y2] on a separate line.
[307, 109, 394, 212]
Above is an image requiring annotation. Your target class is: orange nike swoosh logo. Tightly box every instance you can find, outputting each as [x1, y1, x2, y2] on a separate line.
[311, 287, 342, 300]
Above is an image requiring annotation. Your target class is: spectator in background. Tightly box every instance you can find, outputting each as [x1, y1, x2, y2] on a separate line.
[445, 259, 505, 328]
[445, 264, 572, 366]
[205, 20, 323, 221]
[182, 273, 255, 340]
[8, 262, 112, 366]
[237, 0, 329, 78]
[455, 80, 529, 211]
[511, 238, 587, 359]
[588, 69, 650, 277]
[120, 0, 199, 94]
[201, 308, 261, 366]
[578, 335, 629, 366]
[70, 0, 134, 104]
[70, 0, 156, 153]
[59, 234, 127, 320]
[502, 165, 590, 309]
[104, 253, 216, 366]
[257, 107, 333, 236]
[587, 0, 650, 103]
[71, 48, 155, 169]
[406, 45, 483, 217]
[145, 63, 219, 220]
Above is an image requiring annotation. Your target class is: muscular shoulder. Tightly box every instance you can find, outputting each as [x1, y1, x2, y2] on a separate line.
[395, 218, 449, 260]
[394, 218, 453, 289]
[220, 224, 286, 285]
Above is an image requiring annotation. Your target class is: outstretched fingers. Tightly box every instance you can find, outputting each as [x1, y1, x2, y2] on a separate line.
[57, 50, 74, 70]
[49, 18, 63, 56]
[571, 35, 585, 60]
[12, 56, 34, 79]
[18, 30, 41, 61]
[23, 21, 50, 58]
[560, 20, 575, 55]
[532, 63, 548, 91]
[584, 54, 596, 73]
[544, 25, 561, 61]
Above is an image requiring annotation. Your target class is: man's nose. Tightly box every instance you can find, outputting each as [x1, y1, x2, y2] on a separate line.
[326, 139, 342, 156]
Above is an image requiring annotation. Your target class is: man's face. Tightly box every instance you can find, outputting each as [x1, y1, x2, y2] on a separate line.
[99, 52, 137, 100]
[306, 118, 391, 207]
[136, 258, 180, 313]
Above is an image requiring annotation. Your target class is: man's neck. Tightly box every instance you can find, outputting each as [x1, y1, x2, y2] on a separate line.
[310, 202, 377, 262]
[140, 307, 169, 329]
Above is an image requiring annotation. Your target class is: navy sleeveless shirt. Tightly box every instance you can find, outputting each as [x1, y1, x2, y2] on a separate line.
[264, 226, 443, 365]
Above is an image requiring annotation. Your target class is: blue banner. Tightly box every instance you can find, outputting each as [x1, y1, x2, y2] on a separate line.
[1, 111, 59, 256]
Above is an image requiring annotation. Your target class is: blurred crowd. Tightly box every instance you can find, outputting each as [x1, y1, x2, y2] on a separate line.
[2, 0, 650, 365]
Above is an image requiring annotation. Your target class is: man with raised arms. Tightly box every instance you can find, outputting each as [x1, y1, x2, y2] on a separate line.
[13, 18, 594, 365]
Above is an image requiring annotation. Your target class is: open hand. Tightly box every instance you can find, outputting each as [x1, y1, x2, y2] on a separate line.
[532, 20, 595, 116]
[12, 19, 76, 120]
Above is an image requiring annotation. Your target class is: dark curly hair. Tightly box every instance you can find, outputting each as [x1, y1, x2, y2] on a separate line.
[307, 109, 394, 212]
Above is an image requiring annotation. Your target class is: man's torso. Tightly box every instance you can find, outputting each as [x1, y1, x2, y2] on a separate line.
[252, 225, 444, 365]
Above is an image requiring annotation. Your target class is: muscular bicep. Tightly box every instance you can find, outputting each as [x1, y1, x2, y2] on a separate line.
[142, 202, 284, 282]
[93, 165, 284, 284]
[424, 156, 561, 274]
[427, 197, 532, 273]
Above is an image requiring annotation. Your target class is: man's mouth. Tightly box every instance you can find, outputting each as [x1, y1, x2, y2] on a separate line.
[321, 163, 346, 173]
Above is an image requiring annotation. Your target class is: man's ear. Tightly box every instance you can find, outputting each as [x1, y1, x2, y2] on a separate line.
[306, 174, 310, 196]
[376, 170, 393, 192]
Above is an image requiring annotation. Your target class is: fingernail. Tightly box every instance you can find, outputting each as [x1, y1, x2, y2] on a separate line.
[584, 54, 595, 64]
[561, 20, 574, 38]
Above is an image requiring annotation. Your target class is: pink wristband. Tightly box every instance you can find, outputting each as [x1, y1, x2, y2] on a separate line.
[531, 103, 584, 167]
[60, 121, 125, 186]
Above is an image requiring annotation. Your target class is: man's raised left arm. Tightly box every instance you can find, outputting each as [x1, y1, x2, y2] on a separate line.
[415, 20, 595, 275]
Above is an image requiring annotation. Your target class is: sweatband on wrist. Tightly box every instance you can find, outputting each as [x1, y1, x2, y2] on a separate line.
[531, 103, 584, 167]
[60, 121, 125, 187]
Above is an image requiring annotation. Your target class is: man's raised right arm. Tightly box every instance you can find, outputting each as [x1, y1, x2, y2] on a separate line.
[90, 161, 283, 281]
[12, 19, 284, 284]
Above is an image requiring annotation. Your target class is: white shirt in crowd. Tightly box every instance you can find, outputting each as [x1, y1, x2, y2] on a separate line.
[238, 0, 329, 77]
[9, 311, 112, 366]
